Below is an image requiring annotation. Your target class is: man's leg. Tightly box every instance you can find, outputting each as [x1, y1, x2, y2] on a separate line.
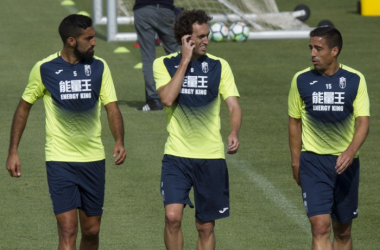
[155, 8, 181, 54]
[309, 214, 333, 250]
[330, 158, 358, 250]
[164, 203, 184, 250]
[56, 209, 78, 250]
[134, 7, 161, 108]
[195, 219, 215, 250]
[79, 210, 102, 250]
[332, 220, 353, 250]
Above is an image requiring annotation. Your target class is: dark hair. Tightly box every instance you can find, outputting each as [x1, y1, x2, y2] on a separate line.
[310, 26, 343, 56]
[174, 9, 212, 45]
[58, 14, 93, 44]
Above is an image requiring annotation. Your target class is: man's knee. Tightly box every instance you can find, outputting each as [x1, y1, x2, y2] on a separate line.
[334, 231, 352, 244]
[82, 224, 100, 238]
[310, 215, 331, 237]
[333, 220, 352, 242]
[165, 204, 184, 233]
[78, 212, 102, 240]
[165, 210, 182, 230]
[196, 220, 215, 238]
[58, 222, 78, 239]
[56, 211, 78, 240]
[311, 223, 331, 236]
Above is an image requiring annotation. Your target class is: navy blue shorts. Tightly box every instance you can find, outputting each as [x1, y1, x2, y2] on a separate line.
[300, 152, 360, 223]
[46, 160, 105, 216]
[160, 154, 230, 222]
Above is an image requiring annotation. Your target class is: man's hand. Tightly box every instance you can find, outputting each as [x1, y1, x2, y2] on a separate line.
[291, 163, 301, 186]
[335, 149, 355, 174]
[113, 142, 126, 165]
[225, 96, 241, 155]
[227, 133, 239, 154]
[181, 34, 195, 62]
[335, 116, 369, 174]
[6, 153, 21, 177]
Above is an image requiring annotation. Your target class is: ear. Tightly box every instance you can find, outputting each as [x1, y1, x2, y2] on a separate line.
[66, 37, 76, 47]
[332, 46, 339, 57]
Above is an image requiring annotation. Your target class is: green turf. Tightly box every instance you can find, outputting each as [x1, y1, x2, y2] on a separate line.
[1, 0, 380, 249]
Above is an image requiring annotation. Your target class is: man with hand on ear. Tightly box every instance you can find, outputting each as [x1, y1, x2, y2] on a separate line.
[154, 9, 242, 250]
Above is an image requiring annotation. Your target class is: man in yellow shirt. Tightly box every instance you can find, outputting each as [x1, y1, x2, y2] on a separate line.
[6, 14, 126, 250]
[288, 26, 369, 250]
[154, 9, 242, 250]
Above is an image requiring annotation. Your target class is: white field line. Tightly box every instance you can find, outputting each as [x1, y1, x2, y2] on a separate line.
[228, 155, 310, 233]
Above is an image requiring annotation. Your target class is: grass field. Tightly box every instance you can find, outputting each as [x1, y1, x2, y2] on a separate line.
[1, 0, 380, 249]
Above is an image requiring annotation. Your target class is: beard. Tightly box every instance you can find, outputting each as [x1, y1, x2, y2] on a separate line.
[74, 44, 94, 61]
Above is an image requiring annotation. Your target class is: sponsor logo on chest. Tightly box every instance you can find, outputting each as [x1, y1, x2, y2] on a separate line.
[58, 64, 93, 100]
[180, 62, 209, 96]
[311, 77, 347, 112]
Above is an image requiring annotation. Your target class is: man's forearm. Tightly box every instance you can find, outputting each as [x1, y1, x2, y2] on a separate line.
[8, 100, 32, 154]
[288, 117, 302, 165]
[105, 102, 125, 145]
[346, 116, 369, 155]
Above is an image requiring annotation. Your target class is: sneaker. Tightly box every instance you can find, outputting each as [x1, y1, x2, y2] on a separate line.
[136, 103, 163, 111]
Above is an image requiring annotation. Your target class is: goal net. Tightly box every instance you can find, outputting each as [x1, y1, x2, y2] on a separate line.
[94, 0, 311, 41]
[116, 0, 310, 30]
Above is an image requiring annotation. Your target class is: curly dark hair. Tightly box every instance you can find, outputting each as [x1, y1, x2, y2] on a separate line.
[174, 9, 212, 45]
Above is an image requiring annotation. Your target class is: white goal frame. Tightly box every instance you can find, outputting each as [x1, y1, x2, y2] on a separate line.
[93, 0, 312, 42]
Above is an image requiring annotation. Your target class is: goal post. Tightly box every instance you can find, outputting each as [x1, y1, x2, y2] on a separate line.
[93, 0, 312, 42]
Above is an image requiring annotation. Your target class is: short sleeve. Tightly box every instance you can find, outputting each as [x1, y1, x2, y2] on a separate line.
[22, 62, 46, 104]
[219, 59, 239, 100]
[154, 57, 172, 90]
[99, 59, 117, 105]
[353, 74, 370, 117]
[288, 73, 302, 119]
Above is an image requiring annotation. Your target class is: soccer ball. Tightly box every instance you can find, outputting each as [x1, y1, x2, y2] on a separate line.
[229, 22, 250, 42]
[209, 22, 229, 42]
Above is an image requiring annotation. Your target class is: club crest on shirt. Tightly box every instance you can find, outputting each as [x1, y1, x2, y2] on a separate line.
[85, 64, 91, 76]
[339, 77, 346, 89]
[202, 62, 209, 73]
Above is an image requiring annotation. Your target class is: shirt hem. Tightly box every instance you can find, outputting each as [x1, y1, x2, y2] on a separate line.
[45, 157, 106, 162]
[164, 152, 225, 159]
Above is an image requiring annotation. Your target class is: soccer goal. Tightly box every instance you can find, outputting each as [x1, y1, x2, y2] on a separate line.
[93, 0, 313, 42]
